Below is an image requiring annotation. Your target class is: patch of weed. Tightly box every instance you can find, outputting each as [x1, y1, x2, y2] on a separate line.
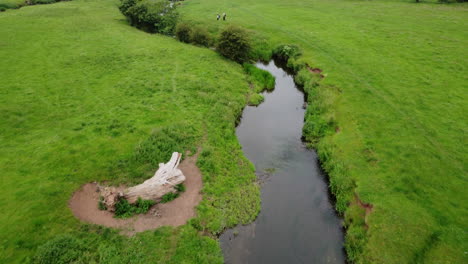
[114, 197, 155, 218]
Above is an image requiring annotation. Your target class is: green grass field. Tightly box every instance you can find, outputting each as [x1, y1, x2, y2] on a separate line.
[1, 0, 467, 263]
[179, 0, 468, 263]
[0, 1, 260, 262]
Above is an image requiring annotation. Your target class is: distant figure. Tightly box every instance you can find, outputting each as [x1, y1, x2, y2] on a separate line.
[217, 14, 220, 20]
[223, 13, 226, 21]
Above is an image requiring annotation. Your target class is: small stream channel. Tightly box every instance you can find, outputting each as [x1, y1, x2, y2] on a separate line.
[220, 61, 345, 263]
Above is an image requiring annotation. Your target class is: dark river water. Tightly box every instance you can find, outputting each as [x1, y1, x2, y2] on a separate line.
[220, 61, 345, 264]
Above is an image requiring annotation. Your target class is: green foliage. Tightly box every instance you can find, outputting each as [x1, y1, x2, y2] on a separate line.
[114, 197, 155, 218]
[118, 0, 135, 16]
[119, 0, 178, 34]
[175, 22, 192, 43]
[243, 63, 275, 92]
[98, 196, 107, 211]
[249, 37, 273, 62]
[161, 192, 179, 203]
[217, 25, 252, 63]
[248, 93, 264, 106]
[33, 225, 223, 263]
[0, 0, 65, 10]
[175, 183, 186, 192]
[273, 44, 302, 62]
[33, 235, 85, 264]
[30, 0, 57, 4]
[343, 203, 367, 262]
[191, 27, 212, 47]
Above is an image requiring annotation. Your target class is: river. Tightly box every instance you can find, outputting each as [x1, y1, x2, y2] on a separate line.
[220, 60, 346, 264]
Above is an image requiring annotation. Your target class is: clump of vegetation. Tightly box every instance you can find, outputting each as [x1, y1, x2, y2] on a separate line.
[175, 183, 186, 192]
[98, 196, 107, 211]
[33, 235, 85, 264]
[161, 183, 186, 203]
[161, 192, 179, 203]
[243, 63, 275, 91]
[114, 197, 155, 218]
[0, 0, 66, 11]
[248, 93, 264, 106]
[175, 22, 192, 43]
[217, 25, 251, 63]
[273, 44, 302, 62]
[191, 27, 212, 47]
[119, 0, 178, 34]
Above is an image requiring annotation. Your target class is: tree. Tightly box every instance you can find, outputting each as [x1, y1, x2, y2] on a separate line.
[217, 25, 251, 63]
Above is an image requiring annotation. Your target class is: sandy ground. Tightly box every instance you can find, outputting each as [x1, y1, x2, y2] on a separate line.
[69, 154, 203, 234]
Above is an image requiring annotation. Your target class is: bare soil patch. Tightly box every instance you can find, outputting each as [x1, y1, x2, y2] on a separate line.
[354, 194, 373, 229]
[69, 154, 202, 234]
[307, 66, 325, 78]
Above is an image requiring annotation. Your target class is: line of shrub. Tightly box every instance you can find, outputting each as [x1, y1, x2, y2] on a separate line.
[119, 0, 179, 35]
[0, 0, 67, 12]
[119, 0, 255, 64]
[175, 22, 253, 64]
[175, 22, 212, 47]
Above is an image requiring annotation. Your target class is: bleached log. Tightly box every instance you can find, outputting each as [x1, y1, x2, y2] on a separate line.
[124, 152, 185, 203]
[100, 152, 185, 210]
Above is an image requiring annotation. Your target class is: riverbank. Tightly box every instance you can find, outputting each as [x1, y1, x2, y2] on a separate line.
[220, 60, 345, 263]
[179, 0, 468, 262]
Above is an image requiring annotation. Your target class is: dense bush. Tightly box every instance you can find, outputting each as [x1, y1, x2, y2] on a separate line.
[119, 0, 178, 34]
[119, 0, 136, 16]
[217, 25, 251, 63]
[190, 27, 211, 47]
[175, 22, 192, 43]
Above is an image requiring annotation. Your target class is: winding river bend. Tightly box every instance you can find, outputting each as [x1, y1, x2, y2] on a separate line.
[220, 61, 345, 263]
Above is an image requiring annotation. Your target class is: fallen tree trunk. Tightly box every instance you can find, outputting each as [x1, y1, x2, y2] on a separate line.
[100, 152, 185, 211]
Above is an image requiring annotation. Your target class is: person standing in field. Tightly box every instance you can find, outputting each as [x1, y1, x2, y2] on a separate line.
[223, 13, 226, 21]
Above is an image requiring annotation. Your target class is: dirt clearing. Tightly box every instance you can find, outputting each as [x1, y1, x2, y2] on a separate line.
[69, 154, 203, 234]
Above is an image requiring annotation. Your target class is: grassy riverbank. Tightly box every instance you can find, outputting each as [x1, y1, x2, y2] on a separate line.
[178, 0, 468, 263]
[0, 0, 260, 262]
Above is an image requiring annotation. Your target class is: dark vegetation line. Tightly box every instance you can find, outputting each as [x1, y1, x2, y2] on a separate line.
[0, 0, 67, 11]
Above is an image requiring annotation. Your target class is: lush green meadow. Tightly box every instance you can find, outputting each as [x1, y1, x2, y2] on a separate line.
[1, 0, 467, 262]
[179, 0, 468, 263]
[0, 0, 260, 262]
